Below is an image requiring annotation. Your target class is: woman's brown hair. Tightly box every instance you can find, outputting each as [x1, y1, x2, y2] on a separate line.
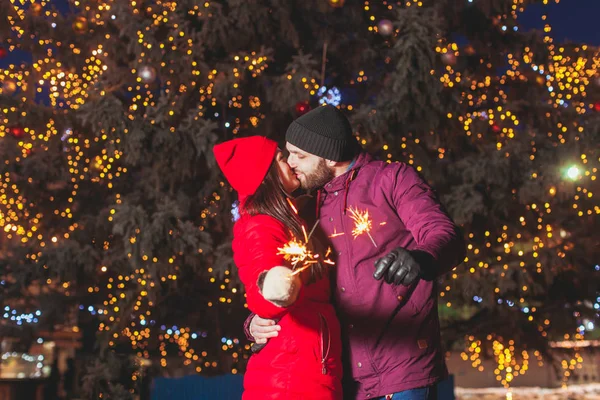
[242, 161, 326, 283]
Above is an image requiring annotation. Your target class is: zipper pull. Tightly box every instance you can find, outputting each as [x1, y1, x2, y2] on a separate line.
[322, 361, 327, 375]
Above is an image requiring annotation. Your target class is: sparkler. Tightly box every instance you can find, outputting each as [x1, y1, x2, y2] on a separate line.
[277, 237, 313, 269]
[347, 207, 377, 247]
[277, 219, 334, 277]
[307, 219, 320, 241]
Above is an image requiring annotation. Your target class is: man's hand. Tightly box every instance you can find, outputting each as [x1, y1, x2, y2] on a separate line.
[249, 315, 281, 344]
[374, 248, 434, 286]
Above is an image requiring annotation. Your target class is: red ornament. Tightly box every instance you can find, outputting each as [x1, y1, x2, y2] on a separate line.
[441, 52, 456, 66]
[30, 3, 43, 16]
[0, 47, 7, 59]
[377, 19, 394, 36]
[594, 102, 600, 112]
[295, 101, 310, 116]
[8, 126, 26, 138]
[492, 124, 501, 133]
[2, 79, 17, 95]
[72, 16, 88, 34]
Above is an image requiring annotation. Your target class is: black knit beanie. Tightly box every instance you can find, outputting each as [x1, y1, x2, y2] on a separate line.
[285, 105, 360, 162]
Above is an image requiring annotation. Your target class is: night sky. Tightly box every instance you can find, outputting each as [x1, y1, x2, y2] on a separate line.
[519, 0, 599, 46]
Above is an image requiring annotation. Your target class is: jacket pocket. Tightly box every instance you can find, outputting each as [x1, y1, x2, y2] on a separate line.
[395, 279, 434, 317]
[269, 334, 299, 368]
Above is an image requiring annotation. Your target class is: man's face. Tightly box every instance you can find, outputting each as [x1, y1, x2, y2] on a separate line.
[285, 142, 334, 190]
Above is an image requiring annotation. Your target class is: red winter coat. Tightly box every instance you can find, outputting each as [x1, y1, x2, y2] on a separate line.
[233, 213, 343, 400]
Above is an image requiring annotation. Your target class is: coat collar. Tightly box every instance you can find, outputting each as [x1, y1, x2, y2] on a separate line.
[321, 152, 373, 193]
[313, 152, 373, 219]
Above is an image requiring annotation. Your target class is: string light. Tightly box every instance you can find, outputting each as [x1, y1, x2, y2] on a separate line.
[1, 352, 47, 378]
[318, 86, 342, 107]
[3, 306, 42, 325]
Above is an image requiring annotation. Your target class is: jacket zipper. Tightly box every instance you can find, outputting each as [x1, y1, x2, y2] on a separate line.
[318, 313, 331, 375]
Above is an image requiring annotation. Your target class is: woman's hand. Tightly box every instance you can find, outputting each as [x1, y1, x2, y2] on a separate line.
[258, 266, 302, 307]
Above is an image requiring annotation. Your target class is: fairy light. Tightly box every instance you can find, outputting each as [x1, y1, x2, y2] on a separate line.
[2, 0, 236, 371]
[3, 306, 42, 325]
[462, 335, 531, 390]
[318, 86, 342, 106]
[430, 0, 599, 389]
[0, 0, 290, 380]
[566, 165, 580, 180]
[363, 0, 423, 33]
[1, 352, 46, 378]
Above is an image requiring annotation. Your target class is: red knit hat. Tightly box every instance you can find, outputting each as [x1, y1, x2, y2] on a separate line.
[213, 136, 278, 197]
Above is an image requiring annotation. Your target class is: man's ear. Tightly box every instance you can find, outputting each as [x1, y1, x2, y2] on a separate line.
[325, 159, 337, 167]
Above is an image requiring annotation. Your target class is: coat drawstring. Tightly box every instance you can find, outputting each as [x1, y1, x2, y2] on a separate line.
[316, 189, 322, 219]
[343, 169, 358, 215]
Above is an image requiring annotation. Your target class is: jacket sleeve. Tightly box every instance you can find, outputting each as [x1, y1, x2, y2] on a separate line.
[243, 312, 257, 341]
[236, 216, 301, 320]
[243, 312, 267, 353]
[390, 163, 466, 276]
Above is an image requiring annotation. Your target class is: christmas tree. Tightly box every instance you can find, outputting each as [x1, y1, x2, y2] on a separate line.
[1, 0, 599, 397]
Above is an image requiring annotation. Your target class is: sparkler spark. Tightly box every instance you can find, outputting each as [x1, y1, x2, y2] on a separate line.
[301, 225, 308, 243]
[277, 237, 312, 268]
[279, 199, 324, 275]
[277, 220, 335, 277]
[286, 197, 298, 215]
[347, 207, 377, 247]
[328, 227, 345, 238]
[289, 261, 318, 276]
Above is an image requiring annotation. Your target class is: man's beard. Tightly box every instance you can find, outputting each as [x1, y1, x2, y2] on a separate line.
[300, 159, 335, 190]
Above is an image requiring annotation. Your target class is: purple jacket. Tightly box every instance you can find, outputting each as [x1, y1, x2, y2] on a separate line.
[314, 152, 465, 399]
[244, 152, 465, 399]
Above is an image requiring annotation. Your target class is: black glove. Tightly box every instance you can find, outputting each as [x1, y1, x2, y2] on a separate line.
[373, 248, 436, 286]
[251, 342, 267, 353]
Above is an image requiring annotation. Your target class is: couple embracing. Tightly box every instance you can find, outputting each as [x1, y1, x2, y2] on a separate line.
[213, 105, 465, 400]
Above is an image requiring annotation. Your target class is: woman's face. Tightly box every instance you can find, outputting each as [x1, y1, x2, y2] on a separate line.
[275, 150, 300, 194]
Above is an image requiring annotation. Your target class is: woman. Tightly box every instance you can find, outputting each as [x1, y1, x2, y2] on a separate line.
[213, 136, 342, 400]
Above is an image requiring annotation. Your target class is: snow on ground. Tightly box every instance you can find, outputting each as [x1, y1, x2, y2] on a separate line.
[456, 383, 600, 400]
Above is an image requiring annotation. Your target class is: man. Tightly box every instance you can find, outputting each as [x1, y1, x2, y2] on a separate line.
[247, 105, 465, 400]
